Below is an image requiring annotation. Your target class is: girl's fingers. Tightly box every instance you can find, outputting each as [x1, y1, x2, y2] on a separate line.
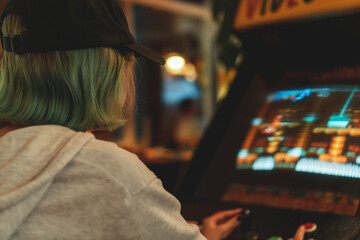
[211, 209, 242, 221]
[293, 225, 306, 240]
[219, 215, 242, 233]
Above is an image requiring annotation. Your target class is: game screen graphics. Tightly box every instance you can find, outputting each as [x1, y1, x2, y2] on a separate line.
[236, 86, 360, 178]
[221, 87, 360, 215]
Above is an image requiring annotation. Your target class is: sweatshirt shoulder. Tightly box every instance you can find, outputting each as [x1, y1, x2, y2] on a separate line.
[75, 139, 157, 195]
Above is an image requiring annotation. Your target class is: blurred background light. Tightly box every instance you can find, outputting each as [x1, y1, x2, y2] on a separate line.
[184, 63, 197, 81]
[166, 55, 186, 75]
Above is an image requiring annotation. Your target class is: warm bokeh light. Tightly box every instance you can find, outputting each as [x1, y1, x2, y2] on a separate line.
[165, 55, 186, 75]
[184, 63, 197, 81]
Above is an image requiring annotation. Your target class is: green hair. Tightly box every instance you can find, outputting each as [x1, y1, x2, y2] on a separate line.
[0, 14, 135, 131]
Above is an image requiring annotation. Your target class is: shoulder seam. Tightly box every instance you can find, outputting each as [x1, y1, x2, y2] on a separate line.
[131, 177, 158, 197]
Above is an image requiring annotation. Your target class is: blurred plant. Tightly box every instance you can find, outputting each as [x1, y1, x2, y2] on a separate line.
[212, 0, 243, 70]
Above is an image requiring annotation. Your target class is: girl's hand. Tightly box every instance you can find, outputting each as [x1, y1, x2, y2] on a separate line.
[288, 225, 314, 240]
[200, 209, 242, 240]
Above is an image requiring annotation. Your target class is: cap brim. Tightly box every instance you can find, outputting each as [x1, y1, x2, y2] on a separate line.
[126, 43, 165, 65]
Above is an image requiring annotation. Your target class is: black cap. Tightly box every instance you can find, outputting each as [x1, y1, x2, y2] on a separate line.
[0, 0, 165, 65]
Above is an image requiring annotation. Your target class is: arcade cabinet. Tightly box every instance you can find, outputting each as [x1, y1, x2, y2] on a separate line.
[176, 1, 360, 239]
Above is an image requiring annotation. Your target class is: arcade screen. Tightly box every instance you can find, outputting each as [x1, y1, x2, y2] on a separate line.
[236, 86, 360, 178]
[190, 85, 360, 216]
[213, 86, 360, 216]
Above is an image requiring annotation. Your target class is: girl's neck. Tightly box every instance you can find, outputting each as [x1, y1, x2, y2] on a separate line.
[0, 124, 27, 138]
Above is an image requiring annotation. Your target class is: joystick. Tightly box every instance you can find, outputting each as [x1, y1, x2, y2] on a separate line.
[238, 209, 258, 240]
[238, 209, 252, 232]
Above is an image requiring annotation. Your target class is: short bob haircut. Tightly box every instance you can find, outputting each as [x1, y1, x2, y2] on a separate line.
[0, 14, 135, 131]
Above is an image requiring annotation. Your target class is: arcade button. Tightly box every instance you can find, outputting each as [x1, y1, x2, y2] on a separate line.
[238, 209, 253, 234]
[304, 222, 317, 233]
[267, 236, 283, 240]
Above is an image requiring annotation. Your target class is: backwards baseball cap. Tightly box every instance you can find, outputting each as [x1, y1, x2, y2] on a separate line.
[0, 0, 165, 65]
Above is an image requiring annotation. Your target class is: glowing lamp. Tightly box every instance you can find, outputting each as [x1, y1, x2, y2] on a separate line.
[165, 56, 185, 75]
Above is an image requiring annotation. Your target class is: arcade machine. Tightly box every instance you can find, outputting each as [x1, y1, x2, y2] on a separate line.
[176, 0, 360, 239]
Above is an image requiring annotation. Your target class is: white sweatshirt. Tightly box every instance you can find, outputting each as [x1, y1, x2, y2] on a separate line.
[0, 125, 205, 240]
